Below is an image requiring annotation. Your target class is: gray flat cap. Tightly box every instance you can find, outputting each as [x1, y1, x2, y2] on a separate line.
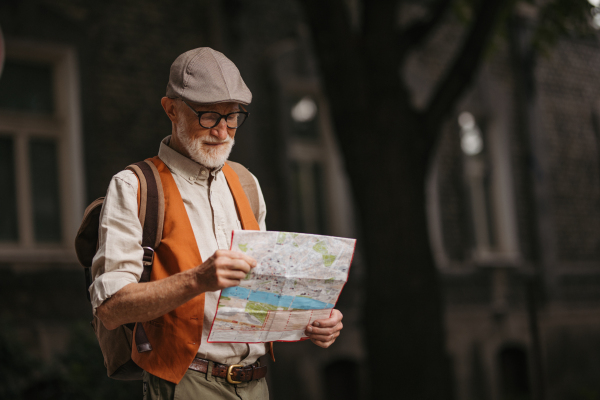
[166, 47, 252, 105]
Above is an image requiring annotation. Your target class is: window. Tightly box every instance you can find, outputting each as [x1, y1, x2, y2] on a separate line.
[0, 41, 84, 263]
[457, 112, 520, 264]
[428, 109, 521, 270]
[459, 112, 497, 256]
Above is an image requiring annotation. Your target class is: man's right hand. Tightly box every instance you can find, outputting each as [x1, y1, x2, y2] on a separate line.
[97, 249, 257, 330]
[194, 249, 257, 293]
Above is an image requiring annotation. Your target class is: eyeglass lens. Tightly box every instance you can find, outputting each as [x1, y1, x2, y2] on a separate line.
[200, 112, 247, 129]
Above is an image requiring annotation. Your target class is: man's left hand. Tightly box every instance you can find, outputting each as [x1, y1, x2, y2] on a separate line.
[305, 309, 343, 348]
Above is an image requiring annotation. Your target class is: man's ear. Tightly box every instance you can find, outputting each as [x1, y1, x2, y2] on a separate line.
[161, 97, 178, 123]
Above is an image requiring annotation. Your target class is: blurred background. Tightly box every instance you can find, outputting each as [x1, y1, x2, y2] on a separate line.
[1, 0, 600, 399]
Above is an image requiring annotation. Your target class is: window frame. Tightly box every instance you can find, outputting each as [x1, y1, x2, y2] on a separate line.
[0, 40, 84, 263]
[427, 110, 522, 271]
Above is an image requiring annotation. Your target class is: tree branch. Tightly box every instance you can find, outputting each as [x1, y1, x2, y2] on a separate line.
[424, 0, 512, 138]
[398, 0, 454, 53]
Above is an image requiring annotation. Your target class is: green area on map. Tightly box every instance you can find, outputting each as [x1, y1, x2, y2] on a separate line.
[313, 241, 328, 254]
[323, 254, 336, 267]
[276, 232, 287, 244]
[313, 241, 337, 266]
[245, 301, 278, 324]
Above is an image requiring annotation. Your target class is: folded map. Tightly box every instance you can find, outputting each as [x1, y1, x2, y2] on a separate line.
[207, 230, 356, 343]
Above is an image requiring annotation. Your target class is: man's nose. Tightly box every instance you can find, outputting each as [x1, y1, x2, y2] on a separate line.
[210, 118, 230, 140]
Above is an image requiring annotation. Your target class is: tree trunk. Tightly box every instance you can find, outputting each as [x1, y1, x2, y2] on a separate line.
[297, 0, 547, 397]
[348, 120, 452, 399]
[295, 1, 472, 397]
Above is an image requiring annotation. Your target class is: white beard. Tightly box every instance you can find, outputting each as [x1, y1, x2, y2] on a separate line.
[176, 118, 235, 169]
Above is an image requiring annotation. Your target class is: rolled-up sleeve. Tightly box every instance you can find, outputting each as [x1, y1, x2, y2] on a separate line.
[89, 170, 144, 311]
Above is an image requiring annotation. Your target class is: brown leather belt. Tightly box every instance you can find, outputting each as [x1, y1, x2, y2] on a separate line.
[189, 357, 267, 384]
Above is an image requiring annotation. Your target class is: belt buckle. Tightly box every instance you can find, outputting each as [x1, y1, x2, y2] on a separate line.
[226, 364, 243, 384]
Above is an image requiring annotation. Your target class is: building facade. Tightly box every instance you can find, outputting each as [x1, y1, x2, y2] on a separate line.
[421, 12, 600, 400]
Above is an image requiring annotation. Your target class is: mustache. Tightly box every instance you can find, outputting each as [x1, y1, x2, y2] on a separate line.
[201, 136, 233, 144]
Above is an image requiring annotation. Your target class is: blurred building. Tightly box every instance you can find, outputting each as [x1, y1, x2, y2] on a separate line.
[2, 1, 600, 400]
[417, 11, 600, 400]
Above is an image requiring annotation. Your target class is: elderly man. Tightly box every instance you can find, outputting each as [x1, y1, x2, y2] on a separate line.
[90, 47, 343, 399]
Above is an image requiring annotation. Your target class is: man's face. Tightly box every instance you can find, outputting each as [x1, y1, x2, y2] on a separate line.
[175, 100, 240, 168]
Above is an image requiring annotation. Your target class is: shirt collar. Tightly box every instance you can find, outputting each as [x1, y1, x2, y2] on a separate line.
[158, 136, 223, 183]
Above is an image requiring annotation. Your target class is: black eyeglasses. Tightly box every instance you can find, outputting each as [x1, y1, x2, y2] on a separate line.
[182, 100, 249, 129]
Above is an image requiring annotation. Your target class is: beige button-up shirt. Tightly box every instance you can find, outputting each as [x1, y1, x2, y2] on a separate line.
[89, 136, 268, 365]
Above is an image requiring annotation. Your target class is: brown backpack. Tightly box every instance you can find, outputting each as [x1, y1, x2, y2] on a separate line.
[74, 160, 259, 380]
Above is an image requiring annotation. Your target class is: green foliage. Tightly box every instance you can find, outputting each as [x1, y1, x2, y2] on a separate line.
[0, 320, 140, 400]
[450, 0, 597, 55]
[532, 0, 597, 53]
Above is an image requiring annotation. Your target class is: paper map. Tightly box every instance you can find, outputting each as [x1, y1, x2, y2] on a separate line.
[207, 230, 356, 343]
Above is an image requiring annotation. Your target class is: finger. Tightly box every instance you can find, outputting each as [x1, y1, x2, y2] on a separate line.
[225, 258, 254, 273]
[311, 309, 343, 328]
[307, 332, 339, 342]
[311, 316, 341, 328]
[306, 322, 343, 336]
[215, 257, 252, 274]
[220, 269, 248, 281]
[310, 338, 335, 348]
[306, 328, 340, 339]
[220, 250, 258, 267]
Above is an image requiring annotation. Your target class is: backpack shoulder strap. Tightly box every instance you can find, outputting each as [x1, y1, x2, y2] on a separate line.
[225, 161, 260, 222]
[75, 161, 163, 353]
[125, 160, 165, 281]
[126, 159, 165, 354]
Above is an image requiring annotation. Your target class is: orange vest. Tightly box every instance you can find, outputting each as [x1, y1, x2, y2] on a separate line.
[132, 156, 269, 383]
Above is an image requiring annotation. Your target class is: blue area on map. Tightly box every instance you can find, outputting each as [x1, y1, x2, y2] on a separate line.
[221, 286, 251, 299]
[222, 287, 334, 310]
[291, 297, 334, 310]
[248, 291, 294, 308]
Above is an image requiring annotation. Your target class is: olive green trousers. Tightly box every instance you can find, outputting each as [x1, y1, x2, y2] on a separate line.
[142, 365, 269, 400]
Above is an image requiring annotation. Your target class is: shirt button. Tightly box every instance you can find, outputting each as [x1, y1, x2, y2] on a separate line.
[201, 170, 207, 176]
